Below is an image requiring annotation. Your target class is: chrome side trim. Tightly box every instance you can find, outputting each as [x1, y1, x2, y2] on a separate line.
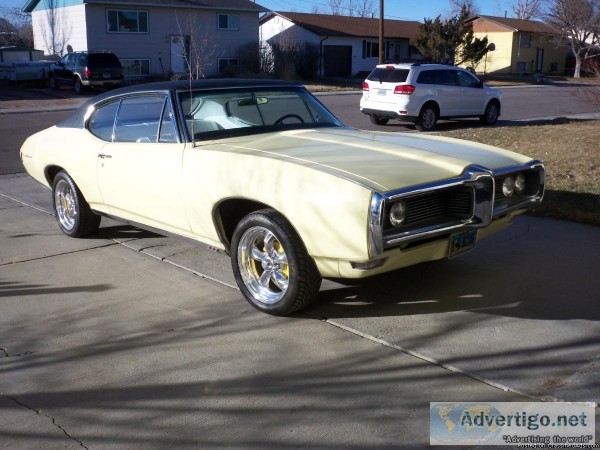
[368, 192, 385, 257]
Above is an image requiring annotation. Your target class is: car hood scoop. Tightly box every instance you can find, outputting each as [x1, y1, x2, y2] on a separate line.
[216, 128, 532, 192]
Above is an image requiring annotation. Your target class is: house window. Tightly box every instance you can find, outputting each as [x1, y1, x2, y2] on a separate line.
[218, 58, 239, 74]
[518, 32, 532, 48]
[107, 10, 148, 33]
[218, 14, 239, 30]
[362, 40, 379, 59]
[516, 61, 529, 73]
[121, 58, 151, 77]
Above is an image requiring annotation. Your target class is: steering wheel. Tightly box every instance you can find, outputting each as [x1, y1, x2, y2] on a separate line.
[274, 114, 305, 125]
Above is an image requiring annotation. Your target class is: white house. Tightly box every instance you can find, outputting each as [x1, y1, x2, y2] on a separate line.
[24, 0, 267, 78]
[260, 12, 422, 77]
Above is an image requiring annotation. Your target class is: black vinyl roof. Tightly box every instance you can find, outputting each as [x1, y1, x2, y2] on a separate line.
[58, 78, 304, 129]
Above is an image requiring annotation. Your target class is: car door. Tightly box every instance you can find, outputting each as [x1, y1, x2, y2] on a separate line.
[93, 94, 192, 235]
[455, 70, 486, 115]
[432, 70, 461, 117]
[55, 54, 72, 83]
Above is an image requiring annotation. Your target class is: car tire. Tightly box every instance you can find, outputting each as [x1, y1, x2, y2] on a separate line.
[231, 209, 322, 316]
[52, 171, 101, 238]
[369, 115, 389, 126]
[480, 101, 499, 125]
[49, 74, 59, 90]
[74, 78, 86, 95]
[415, 104, 438, 132]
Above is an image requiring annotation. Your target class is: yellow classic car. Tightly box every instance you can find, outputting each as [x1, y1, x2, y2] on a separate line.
[20, 80, 545, 315]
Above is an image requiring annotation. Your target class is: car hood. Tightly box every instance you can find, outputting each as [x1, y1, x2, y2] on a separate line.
[213, 127, 532, 192]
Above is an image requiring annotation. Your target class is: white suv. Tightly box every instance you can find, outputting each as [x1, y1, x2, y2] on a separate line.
[360, 63, 501, 131]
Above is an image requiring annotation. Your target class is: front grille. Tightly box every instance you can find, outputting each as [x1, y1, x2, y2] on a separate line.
[385, 187, 473, 231]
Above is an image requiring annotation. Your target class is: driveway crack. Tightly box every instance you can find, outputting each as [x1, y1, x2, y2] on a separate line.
[0, 393, 88, 449]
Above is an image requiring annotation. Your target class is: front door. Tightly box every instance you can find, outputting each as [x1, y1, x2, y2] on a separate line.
[170, 35, 188, 75]
[95, 95, 190, 234]
[536, 48, 544, 72]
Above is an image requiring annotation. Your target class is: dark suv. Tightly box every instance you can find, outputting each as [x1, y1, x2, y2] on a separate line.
[49, 51, 124, 94]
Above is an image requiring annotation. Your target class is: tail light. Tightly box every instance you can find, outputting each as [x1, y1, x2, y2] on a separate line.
[362, 81, 369, 91]
[394, 85, 415, 95]
[83, 67, 91, 78]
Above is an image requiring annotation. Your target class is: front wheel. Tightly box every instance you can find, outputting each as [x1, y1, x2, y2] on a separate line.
[52, 171, 100, 237]
[49, 74, 59, 90]
[480, 101, 499, 125]
[231, 209, 322, 316]
[415, 104, 438, 132]
[369, 115, 389, 125]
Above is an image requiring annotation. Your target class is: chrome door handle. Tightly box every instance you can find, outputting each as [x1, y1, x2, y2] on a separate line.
[98, 153, 112, 159]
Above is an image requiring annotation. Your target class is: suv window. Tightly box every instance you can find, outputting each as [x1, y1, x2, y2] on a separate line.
[89, 53, 122, 67]
[367, 68, 410, 83]
[456, 71, 481, 88]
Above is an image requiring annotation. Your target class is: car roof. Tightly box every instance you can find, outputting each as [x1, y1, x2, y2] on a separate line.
[58, 78, 305, 129]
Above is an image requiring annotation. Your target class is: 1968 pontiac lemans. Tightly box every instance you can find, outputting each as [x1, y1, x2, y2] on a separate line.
[20, 79, 545, 315]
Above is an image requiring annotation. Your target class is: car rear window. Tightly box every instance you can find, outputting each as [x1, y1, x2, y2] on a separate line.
[89, 53, 121, 67]
[367, 68, 410, 83]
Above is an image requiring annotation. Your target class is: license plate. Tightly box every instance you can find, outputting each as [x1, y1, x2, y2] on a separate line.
[378, 89, 387, 96]
[448, 229, 477, 258]
[103, 73, 111, 79]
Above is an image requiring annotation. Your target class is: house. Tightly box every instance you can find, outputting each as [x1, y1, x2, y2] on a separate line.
[260, 12, 422, 77]
[466, 15, 568, 75]
[23, 0, 268, 78]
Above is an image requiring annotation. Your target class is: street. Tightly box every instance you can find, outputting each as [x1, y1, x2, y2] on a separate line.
[1, 83, 599, 448]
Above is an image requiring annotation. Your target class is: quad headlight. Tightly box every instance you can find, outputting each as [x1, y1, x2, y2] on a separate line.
[502, 176, 515, 197]
[515, 173, 526, 194]
[389, 201, 407, 227]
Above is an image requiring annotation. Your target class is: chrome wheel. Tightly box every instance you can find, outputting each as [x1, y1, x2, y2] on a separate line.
[54, 179, 77, 232]
[237, 226, 289, 305]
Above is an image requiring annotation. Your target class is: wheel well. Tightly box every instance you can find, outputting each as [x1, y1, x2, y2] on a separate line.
[214, 199, 271, 251]
[488, 98, 501, 114]
[44, 165, 64, 186]
[420, 101, 439, 117]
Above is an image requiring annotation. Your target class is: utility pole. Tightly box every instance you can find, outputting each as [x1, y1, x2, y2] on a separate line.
[379, 0, 384, 64]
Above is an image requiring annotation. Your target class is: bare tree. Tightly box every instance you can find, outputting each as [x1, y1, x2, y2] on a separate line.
[449, 0, 480, 16]
[0, 7, 33, 47]
[545, 0, 600, 78]
[512, 0, 544, 19]
[327, 0, 375, 17]
[39, 0, 71, 55]
[175, 11, 217, 79]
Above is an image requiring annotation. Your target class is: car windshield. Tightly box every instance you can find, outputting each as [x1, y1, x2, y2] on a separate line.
[178, 87, 343, 141]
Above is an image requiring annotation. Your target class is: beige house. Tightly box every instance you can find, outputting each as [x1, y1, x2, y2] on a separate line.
[466, 15, 568, 75]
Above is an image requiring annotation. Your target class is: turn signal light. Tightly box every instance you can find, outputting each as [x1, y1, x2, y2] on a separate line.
[83, 67, 91, 78]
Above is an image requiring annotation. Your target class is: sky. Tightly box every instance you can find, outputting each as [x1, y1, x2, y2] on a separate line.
[1, 0, 520, 21]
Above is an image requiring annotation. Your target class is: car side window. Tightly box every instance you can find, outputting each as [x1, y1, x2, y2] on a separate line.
[114, 96, 168, 143]
[90, 101, 119, 141]
[158, 100, 177, 143]
[416, 70, 434, 84]
[456, 71, 481, 88]
[437, 70, 458, 86]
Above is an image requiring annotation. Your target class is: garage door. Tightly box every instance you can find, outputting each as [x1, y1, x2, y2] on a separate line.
[323, 45, 352, 77]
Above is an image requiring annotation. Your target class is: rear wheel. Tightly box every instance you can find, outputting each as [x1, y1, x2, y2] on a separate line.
[74, 78, 86, 95]
[369, 115, 389, 125]
[52, 171, 100, 237]
[480, 101, 499, 125]
[231, 209, 321, 316]
[415, 104, 438, 132]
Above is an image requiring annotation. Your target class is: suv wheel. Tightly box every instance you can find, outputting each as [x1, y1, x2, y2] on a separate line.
[369, 115, 389, 126]
[415, 104, 438, 132]
[49, 74, 59, 90]
[74, 78, 86, 95]
[480, 101, 499, 125]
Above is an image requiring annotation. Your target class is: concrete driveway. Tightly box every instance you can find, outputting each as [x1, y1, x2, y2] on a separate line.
[1, 172, 599, 448]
